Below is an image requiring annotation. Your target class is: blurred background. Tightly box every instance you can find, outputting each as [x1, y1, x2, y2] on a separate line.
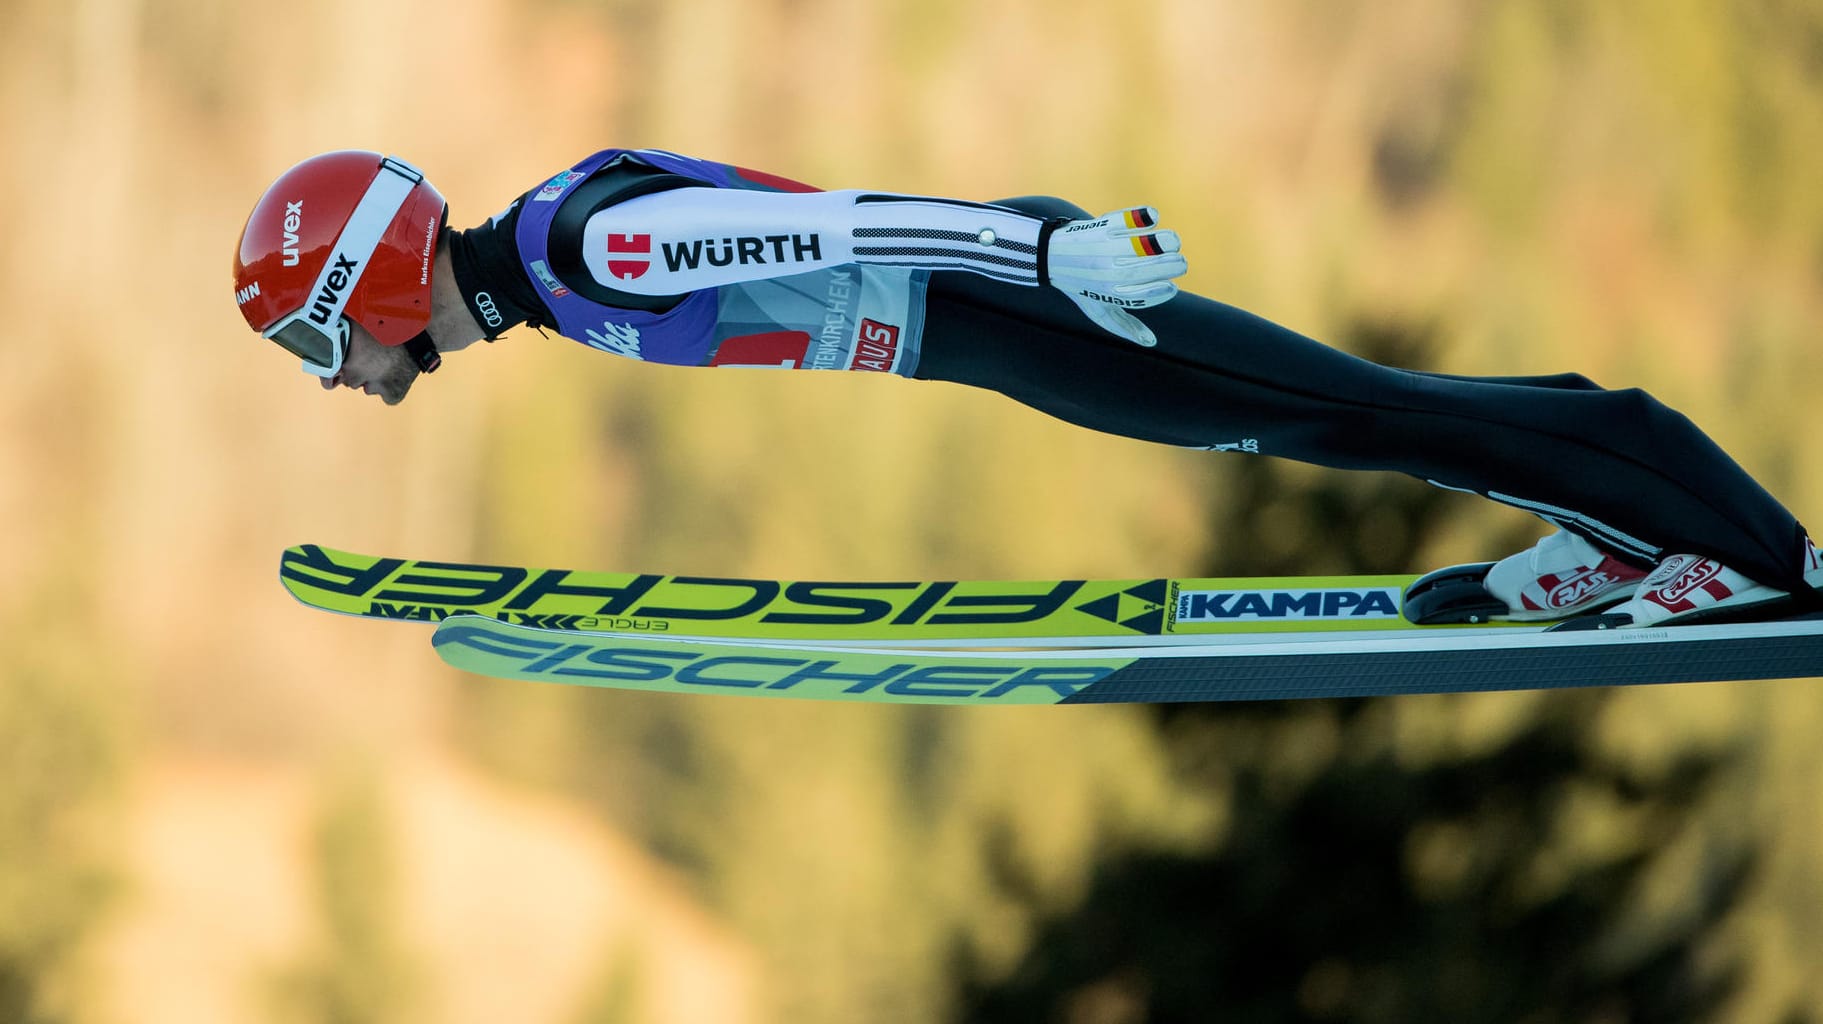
[3, 0, 1823, 1021]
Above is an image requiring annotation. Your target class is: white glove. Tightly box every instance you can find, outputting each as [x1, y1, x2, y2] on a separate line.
[1044, 207, 1187, 346]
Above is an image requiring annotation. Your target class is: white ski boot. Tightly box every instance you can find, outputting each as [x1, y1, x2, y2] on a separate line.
[1482, 529, 1650, 621]
[1403, 529, 1647, 624]
[1603, 537, 1823, 627]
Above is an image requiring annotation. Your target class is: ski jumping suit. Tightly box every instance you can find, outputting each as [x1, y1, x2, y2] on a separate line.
[445, 148, 1811, 590]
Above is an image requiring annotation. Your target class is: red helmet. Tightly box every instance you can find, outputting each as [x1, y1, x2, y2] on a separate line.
[233, 151, 447, 372]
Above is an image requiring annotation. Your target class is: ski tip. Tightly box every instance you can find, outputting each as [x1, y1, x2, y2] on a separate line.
[277, 544, 408, 619]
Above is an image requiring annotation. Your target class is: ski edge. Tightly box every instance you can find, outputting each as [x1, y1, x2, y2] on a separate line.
[428, 614, 1823, 706]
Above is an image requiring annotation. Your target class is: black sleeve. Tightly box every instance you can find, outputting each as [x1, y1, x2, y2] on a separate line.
[543, 155, 703, 313]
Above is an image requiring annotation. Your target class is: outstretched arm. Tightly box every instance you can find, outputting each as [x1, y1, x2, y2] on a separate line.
[582, 187, 1187, 344]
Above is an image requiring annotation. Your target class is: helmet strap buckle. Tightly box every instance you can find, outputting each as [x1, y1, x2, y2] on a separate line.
[403, 330, 441, 374]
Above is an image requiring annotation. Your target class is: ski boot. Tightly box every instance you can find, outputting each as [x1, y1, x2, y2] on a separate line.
[1403, 529, 1648, 625]
[1552, 538, 1823, 629]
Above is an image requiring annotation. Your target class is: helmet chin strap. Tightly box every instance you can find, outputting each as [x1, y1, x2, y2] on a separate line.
[403, 329, 441, 373]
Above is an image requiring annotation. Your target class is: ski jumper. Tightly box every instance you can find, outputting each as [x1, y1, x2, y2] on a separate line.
[444, 149, 1811, 592]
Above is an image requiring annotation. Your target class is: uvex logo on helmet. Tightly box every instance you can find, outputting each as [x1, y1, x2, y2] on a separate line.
[308, 255, 362, 326]
[606, 234, 651, 280]
[282, 201, 303, 267]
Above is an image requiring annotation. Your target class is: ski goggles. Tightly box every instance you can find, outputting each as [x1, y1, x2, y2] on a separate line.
[261, 156, 425, 377]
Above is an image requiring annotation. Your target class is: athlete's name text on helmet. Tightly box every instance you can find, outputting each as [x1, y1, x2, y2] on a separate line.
[419, 216, 436, 286]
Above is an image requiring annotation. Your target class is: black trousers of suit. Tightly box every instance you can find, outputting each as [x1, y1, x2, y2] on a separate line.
[913, 197, 1808, 590]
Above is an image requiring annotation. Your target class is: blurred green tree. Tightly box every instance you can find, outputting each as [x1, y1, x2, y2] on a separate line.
[949, 319, 1774, 1024]
[952, 692, 1757, 1024]
[0, 656, 120, 1024]
[269, 771, 419, 1024]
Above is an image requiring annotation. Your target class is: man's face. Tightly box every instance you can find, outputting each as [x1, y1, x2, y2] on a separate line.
[320, 320, 420, 405]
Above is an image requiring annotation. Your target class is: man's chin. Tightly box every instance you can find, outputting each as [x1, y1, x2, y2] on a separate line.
[380, 370, 419, 405]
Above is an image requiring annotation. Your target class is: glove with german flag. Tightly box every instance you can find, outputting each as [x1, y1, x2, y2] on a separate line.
[1041, 207, 1187, 347]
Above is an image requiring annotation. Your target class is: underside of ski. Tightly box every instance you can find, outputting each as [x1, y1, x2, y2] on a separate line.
[429, 613, 1823, 705]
